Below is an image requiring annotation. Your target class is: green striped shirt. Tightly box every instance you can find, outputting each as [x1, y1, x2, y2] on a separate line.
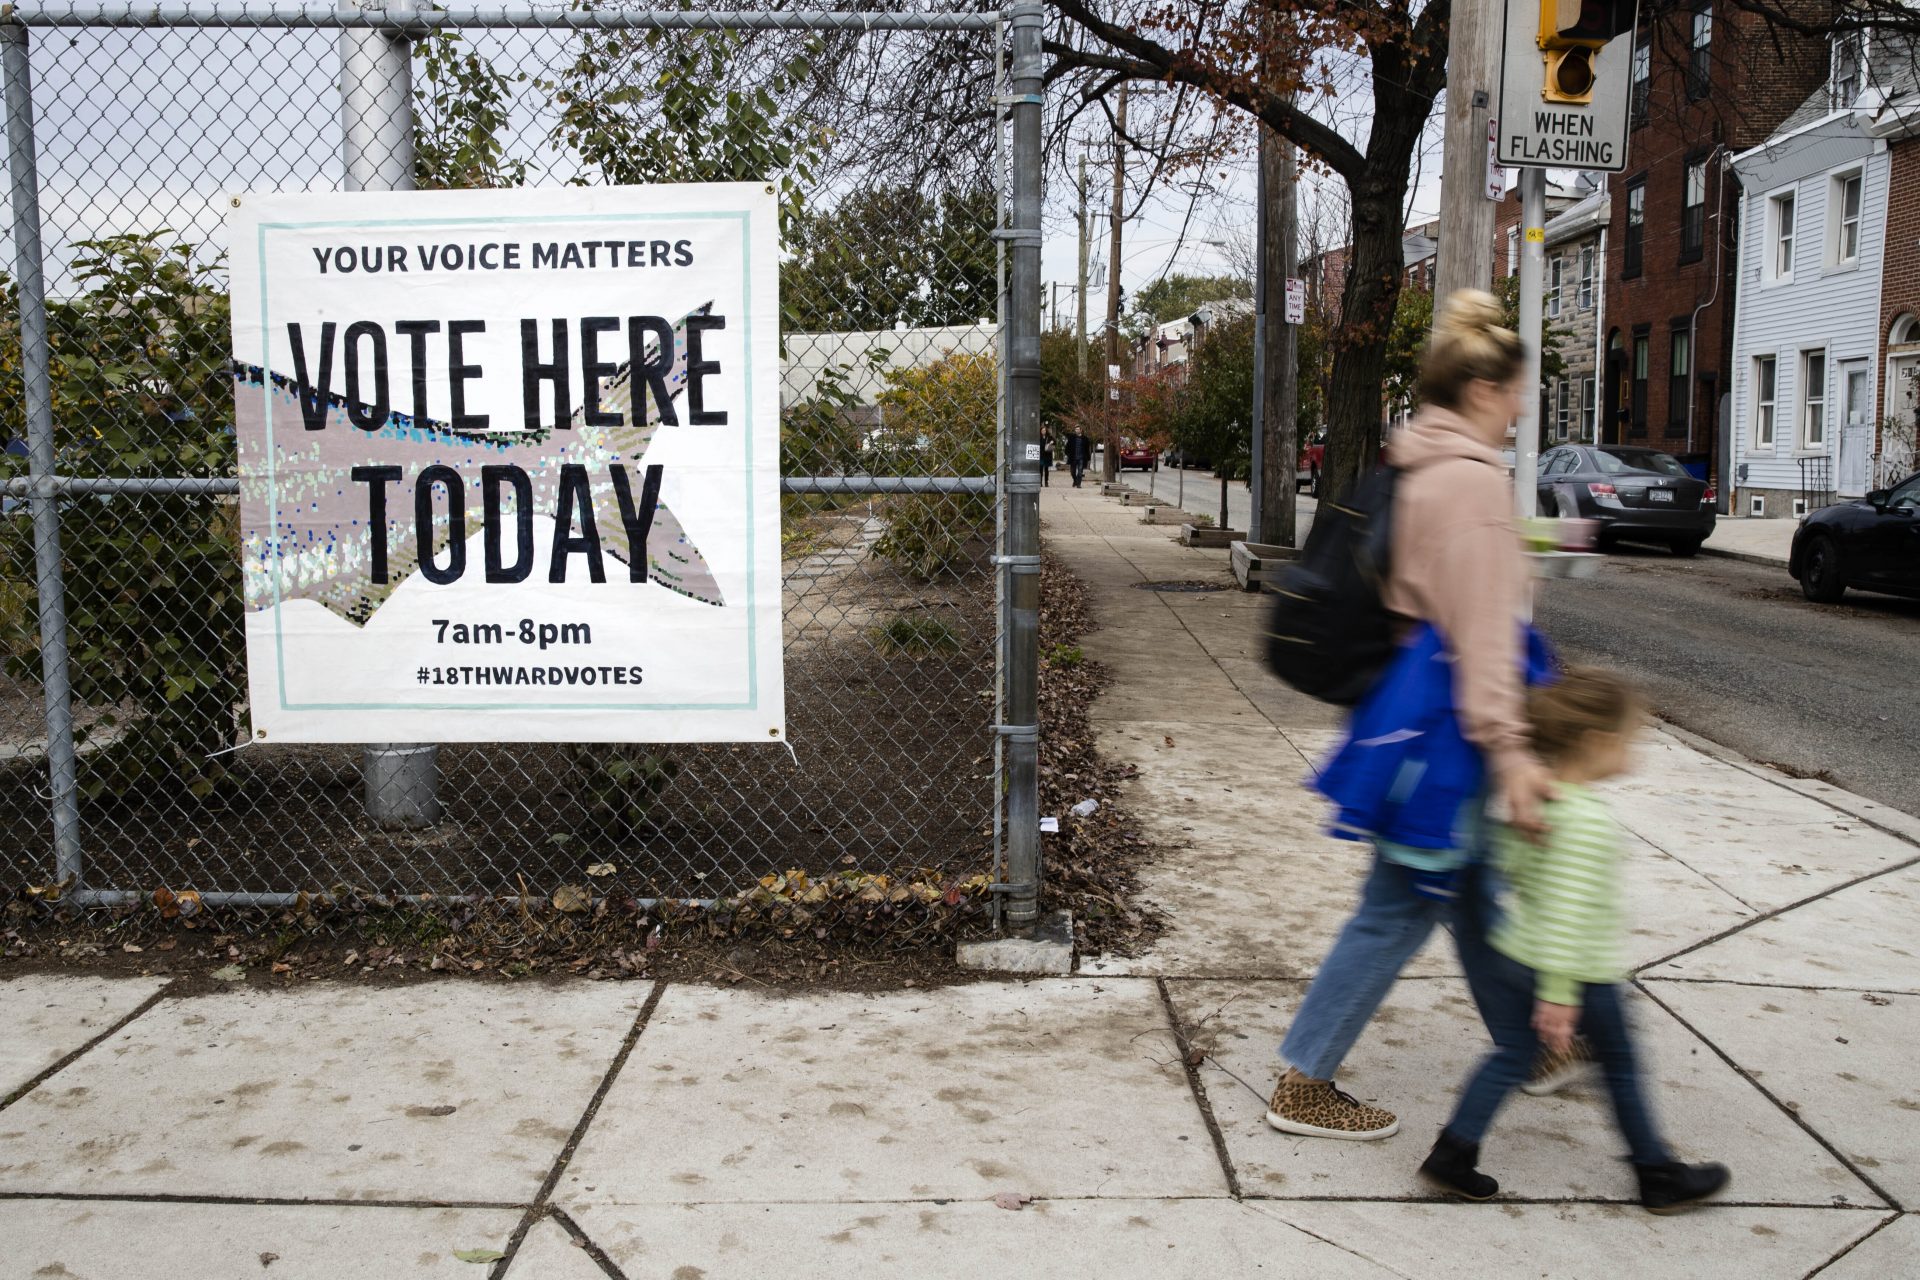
[1491, 784, 1624, 1006]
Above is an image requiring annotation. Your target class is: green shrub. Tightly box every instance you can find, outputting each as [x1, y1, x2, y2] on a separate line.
[875, 615, 962, 656]
[0, 234, 244, 802]
[868, 352, 996, 581]
[1044, 643, 1083, 669]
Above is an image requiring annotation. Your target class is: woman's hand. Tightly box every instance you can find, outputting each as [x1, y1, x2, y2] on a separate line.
[1533, 1000, 1579, 1056]
[1500, 756, 1557, 838]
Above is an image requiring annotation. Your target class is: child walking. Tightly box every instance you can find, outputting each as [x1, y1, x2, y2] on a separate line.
[1418, 667, 1731, 1213]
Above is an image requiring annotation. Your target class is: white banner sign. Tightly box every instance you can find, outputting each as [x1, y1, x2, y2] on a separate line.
[229, 184, 784, 743]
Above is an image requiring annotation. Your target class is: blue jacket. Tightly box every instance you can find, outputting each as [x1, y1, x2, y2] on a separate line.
[1314, 622, 1556, 856]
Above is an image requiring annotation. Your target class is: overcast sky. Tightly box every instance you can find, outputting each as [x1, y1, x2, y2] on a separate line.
[2, 20, 1458, 313]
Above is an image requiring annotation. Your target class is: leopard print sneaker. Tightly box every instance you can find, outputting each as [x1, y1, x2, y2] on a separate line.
[1265, 1075, 1399, 1140]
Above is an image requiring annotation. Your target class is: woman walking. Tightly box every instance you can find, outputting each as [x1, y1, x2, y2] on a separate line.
[1265, 290, 1557, 1140]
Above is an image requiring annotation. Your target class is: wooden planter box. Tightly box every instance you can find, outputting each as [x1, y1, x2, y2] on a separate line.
[1231, 541, 1301, 591]
[1179, 524, 1243, 549]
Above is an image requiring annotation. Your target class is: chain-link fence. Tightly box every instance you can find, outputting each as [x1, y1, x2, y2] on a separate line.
[1, 2, 1046, 946]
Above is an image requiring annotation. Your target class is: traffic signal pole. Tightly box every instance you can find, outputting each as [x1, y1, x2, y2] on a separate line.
[1515, 167, 1546, 519]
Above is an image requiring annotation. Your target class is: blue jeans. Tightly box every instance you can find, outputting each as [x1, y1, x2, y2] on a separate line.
[1279, 853, 1505, 1080]
[1442, 948, 1671, 1165]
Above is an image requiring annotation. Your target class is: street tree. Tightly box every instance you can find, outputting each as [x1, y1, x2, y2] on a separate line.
[783, 188, 999, 332]
[1124, 272, 1249, 338]
[1044, 0, 1451, 498]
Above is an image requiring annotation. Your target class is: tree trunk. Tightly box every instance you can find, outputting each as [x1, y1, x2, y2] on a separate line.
[1321, 180, 1404, 500]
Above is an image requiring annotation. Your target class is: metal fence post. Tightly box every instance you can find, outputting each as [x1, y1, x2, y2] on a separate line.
[4, 20, 86, 891]
[1000, 0, 1044, 929]
[341, 0, 439, 826]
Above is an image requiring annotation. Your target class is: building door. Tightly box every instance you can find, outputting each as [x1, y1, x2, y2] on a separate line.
[1886, 344, 1920, 489]
[1604, 331, 1625, 445]
[1838, 360, 1872, 497]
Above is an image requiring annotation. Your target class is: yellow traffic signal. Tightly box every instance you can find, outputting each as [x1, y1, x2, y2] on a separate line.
[1538, 0, 1636, 105]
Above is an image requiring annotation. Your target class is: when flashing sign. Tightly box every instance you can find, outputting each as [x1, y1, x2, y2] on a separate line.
[1498, 0, 1641, 172]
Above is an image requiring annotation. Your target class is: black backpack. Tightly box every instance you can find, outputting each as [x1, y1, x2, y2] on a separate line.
[1262, 465, 1399, 706]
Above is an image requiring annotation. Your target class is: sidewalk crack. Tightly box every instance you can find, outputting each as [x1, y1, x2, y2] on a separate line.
[488, 980, 666, 1280]
[546, 1204, 634, 1280]
[1155, 977, 1242, 1199]
[1635, 979, 1902, 1214]
[1, 980, 173, 1112]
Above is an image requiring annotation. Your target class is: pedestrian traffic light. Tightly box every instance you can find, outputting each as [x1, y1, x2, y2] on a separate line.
[1538, 0, 1637, 105]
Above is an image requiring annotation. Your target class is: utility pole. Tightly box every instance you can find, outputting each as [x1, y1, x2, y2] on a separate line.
[1434, 0, 1500, 308]
[1103, 84, 1127, 484]
[1262, 133, 1299, 547]
[1077, 154, 1090, 378]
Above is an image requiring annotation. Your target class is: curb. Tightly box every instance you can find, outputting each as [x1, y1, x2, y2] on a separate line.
[1698, 544, 1790, 570]
[1656, 720, 1920, 849]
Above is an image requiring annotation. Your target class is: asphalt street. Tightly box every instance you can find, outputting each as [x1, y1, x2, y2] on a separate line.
[1535, 546, 1920, 817]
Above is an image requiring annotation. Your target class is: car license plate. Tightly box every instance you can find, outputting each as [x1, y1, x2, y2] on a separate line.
[1650, 489, 1674, 503]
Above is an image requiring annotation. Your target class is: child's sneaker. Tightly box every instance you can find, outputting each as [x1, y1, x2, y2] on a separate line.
[1522, 1035, 1594, 1096]
[1419, 1130, 1499, 1200]
[1265, 1075, 1398, 1140]
[1636, 1160, 1730, 1214]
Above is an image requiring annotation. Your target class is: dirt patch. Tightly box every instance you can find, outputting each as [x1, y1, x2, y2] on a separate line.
[1035, 555, 1167, 959]
[3, 530, 1163, 987]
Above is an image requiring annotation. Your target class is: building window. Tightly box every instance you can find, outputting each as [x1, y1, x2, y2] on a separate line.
[1632, 331, 1650, 435]
[1548, 255, 1563, 317]
[1670, 329, 1691, 434]
[1682, 158, 1707, 260]
[1831, 32, 1866, 109]
[1770, 191, 1796, 279]
[1631, 29, 1651, 127]
[1688, 4, 1714, 100]
[1624, 180, 1645, 277]
[1753, 355, 1776, 449]
[1579, 246, 1594, 308]
[1556, 379, 1571, 439]
[1831, 170, 1862, 266]
[1801, 349, 1827, 451]
[1582, 376, 1597, 440]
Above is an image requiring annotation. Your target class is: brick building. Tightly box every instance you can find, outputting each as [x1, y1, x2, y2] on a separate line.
[1601, 0, 1830, 503]
[1876, 131, 1920, 487]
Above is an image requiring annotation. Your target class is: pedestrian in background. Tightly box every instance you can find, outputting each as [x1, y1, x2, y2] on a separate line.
[1266, 289, 1557, 1141]
[1040, 430, 1054, 486]
[1064, 427, 1091, 488]
[1418, 666, 1730, 1214]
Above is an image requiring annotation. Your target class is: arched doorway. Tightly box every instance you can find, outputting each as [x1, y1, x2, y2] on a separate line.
[1603, 330, 1625, 446]
[1883, 314, 1920, 487]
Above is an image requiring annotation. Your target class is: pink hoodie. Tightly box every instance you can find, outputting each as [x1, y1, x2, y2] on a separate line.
[1384, 406, 1535, 785]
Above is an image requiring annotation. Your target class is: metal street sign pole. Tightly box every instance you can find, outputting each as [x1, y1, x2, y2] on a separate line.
[1516, 167, 1546, 519]
[1498, 0, 1641, 520]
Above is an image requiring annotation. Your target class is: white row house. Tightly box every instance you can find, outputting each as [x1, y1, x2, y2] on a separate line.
[1730, 36, 1920, 516]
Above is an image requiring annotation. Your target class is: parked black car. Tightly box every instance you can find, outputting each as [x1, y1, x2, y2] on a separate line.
[1790, 471, 1920, 603]
[1534, 445, 1717, 556]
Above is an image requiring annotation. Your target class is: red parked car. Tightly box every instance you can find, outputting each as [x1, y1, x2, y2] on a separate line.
[1297, 437, 1325, 494]
[1117, 441, 1159, 471]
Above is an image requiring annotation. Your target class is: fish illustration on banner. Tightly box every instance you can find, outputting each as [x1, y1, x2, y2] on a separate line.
[235, 305, 724, 622]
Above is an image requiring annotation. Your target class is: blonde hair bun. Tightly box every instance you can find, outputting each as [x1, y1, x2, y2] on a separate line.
[1433, 288, 1505, 340]
[1419, 287, 1525, 408]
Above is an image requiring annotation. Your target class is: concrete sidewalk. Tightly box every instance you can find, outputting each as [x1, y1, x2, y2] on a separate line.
[2, 486, 1916, 1279]
[1703, 516, 1796, 568]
